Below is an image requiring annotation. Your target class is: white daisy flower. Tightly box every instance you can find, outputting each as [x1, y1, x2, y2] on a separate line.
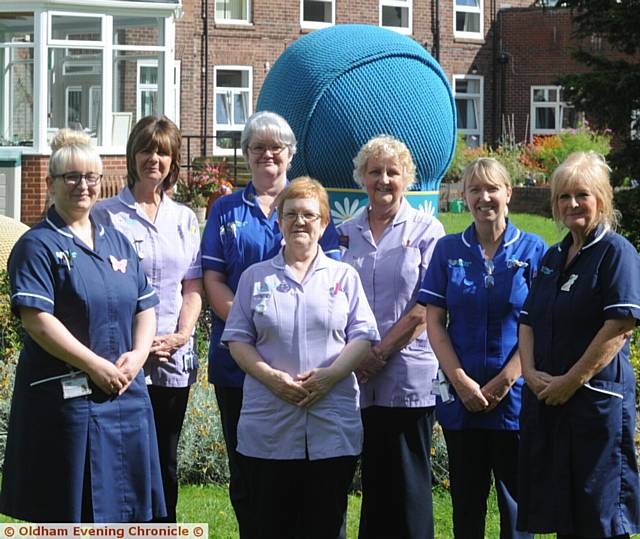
[330, 197, 365, 224]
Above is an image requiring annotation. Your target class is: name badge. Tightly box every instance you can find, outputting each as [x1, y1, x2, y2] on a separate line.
[61, 372, 92, 399]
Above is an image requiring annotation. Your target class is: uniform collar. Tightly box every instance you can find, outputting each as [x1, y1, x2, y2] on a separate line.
[556, 223, 607, 253]
[270, 245, 330, 273]
[117, 185, 173, 226]
[355, 197, 412, 230]
[461, 219, 521, 253]
[45, 205, 106, 241]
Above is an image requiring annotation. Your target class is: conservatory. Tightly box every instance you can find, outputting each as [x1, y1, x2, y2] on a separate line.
[0, 0, 181, 222]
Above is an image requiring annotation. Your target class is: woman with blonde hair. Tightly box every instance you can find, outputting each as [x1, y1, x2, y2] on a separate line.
[419, 157, 545, 538]
[517, 151, 640, 538]
[0, 129, 165, 522]
[339, 135, 444, 539]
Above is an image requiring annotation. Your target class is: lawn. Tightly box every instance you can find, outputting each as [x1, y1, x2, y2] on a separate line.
[438, 210, 564, 246]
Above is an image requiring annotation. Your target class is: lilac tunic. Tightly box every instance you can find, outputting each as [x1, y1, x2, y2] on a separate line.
[94, 187, 202, 387]
[222, 248, 379, 460]
[338, 199, 445, 408]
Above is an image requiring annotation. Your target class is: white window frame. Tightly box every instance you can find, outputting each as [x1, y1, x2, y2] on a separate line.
[137, 58, 158, 122]
[214, 0, 251, 25]
[530, 85, 576, 139]
[48, 12, 105, 47]
[213, 65, 252, 156]
[1, 40, 34, 144]
[453, 74, 483, 146]
[379, 0, 412, 35]
[88, 85, 101, 132]
[64, 85, 82, 128]
[454, 0, 483, 40]
[300, 0, 335, 29]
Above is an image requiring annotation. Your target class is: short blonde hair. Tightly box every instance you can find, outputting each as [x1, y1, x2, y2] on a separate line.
[277, 177, 330, 227]
[48, 129, 102, 178]
[461, 157, 511, 192]
[549, 151, 617, 230]
[352, 135, 416, 188]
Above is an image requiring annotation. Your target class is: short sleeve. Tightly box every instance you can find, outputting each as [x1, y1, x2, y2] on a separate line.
[343, 267, 379, 342]
[221, 268, 257, 345]
[8, 235, 57, 315]
[320, 219, 341, 261]
[183, 209, 203, 280]
[201, 201, 227, 273]
[600, 237, 640, 323]
[524, 235, 548, 288]
[417, 238, 448, 308]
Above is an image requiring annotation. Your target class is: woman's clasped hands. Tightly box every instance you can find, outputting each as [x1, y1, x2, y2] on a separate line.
[264, 366, 342, 408]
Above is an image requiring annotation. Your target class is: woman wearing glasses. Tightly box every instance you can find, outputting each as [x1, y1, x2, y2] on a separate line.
[93, 116, 203, 523]
[0, 129, 165, 522]
[201, 111, 340, 536]
[222, 177, 378, 539]
[418, 158, 545, 538]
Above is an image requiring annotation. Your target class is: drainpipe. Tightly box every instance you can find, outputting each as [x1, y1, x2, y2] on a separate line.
[201, 0, 209, 156]
[432, 0, 440, 62]
[491, 0, 498, 145]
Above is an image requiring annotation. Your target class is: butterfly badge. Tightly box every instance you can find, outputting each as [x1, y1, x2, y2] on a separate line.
[109, 255, 128, 273]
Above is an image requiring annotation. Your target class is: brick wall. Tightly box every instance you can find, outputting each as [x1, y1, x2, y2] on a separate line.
[176, 0, 537, 146]
[20, 155, 127, 225]
[509, 185, 552, 217]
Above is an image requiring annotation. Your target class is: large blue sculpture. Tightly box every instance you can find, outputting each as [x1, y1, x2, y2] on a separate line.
[257, 24, 456, 221]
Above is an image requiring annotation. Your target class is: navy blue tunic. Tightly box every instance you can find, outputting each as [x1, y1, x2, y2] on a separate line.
[518, 225, 640, 536]
[201, 182, 341, 388]
[418, 220, 546, 430]
[0, 207, 166, 523]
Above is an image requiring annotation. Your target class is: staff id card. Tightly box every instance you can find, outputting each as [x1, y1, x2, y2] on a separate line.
[61, 372, 92, 399]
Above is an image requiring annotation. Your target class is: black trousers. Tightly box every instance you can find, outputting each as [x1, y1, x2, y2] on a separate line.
[215, 385, 251, 538]
[443, 428, 532, 539]
[241, 454, 357, 539]
[358, 406, 435, 539]
[148, 385, 190, 523]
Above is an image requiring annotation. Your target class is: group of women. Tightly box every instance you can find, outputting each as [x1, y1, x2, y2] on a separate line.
[0, 109, 638, 539]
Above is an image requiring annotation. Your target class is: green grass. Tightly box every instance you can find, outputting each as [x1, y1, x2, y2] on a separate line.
[438, 211, 564, 247]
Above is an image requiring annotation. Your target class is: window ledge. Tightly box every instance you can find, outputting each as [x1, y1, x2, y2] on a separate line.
[453, 36, 485, 45]
[213, 21, 254, 29]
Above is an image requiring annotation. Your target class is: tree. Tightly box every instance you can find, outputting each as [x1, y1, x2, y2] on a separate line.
[549, 0, 640, 184]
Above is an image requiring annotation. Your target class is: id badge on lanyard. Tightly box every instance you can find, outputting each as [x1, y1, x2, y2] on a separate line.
[31, 370, 93, 399]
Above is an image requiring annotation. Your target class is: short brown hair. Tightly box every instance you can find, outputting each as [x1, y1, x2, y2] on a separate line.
[277, 177, 330, 227]
[126, 116, 181, 191]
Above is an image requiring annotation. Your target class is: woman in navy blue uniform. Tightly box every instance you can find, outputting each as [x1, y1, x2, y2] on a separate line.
[419, 158, 545, 538]
[517, 151, 640, 538]
[201, 111, 340, 536]
[0, 130, 165, 522]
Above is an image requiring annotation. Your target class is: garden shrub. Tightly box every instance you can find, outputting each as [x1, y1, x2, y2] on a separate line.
[0, 270, 21, 468]
[615, 187, 640, 252]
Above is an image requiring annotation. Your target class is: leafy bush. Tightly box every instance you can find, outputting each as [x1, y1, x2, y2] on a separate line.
[615, 187, 640, 252]
[0, 270, 21, 468]
[177, 309, 230, 485]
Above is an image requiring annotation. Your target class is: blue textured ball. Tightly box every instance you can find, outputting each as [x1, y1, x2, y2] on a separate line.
[257, 24, 456, 190]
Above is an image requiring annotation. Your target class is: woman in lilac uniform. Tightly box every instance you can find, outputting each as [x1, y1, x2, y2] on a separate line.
[337, 135, 444, 539]
[0, 130, 165, 522]
[94, 116, 202, 522]
[201, 111, 339, 535]
[420, 158, 545, 539]
[222, 178, 378, 539]
[517, 152, 640, 538]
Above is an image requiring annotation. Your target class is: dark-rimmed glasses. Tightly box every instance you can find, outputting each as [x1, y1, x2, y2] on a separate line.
[56, 172, 103, 187]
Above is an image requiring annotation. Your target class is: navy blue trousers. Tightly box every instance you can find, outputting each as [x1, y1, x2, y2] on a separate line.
[359, 406, 435, 539]
[148, 385, 190, 523]
[241, 454, 357, 539]
[215, 386, 251, 538]
[443, 428, 532, 539]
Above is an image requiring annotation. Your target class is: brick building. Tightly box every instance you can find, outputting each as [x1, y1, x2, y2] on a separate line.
[0, 2, 604, 224]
